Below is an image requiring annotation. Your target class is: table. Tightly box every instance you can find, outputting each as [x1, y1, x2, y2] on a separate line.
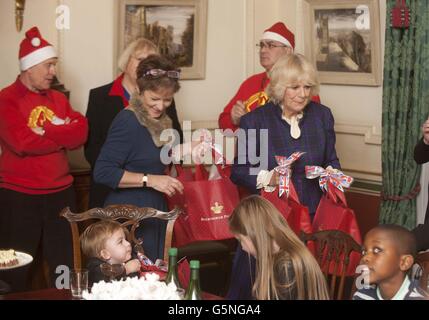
[1, 288, 71, 300]
[0, 288, 223, 300]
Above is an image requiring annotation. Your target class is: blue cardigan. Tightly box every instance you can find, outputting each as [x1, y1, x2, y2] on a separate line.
[93, 109, 167, 210]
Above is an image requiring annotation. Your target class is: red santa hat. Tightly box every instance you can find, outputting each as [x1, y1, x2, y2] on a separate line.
[261, 22, 295, 49]
[19, 26, 57, 71]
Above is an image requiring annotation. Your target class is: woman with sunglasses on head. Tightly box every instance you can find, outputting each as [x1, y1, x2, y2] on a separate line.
[85, 38, 183, 210]
[93, 54, 184, 262]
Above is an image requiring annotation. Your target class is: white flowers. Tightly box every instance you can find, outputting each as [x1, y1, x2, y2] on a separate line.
[82, 273, 182, 300]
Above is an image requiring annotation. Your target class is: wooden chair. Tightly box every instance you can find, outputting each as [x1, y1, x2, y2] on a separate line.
[415, 251, 429, 292]
[60, 204, 181, 270]
[300, 230, 362, 300]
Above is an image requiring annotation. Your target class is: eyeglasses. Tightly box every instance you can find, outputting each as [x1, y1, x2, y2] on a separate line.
[142, 68, 181, 79]
[256, 42, 288, 50]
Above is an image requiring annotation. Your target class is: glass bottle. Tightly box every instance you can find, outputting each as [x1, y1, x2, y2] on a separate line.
[165, 247, 182, 289]
[185, 260, 202, 300]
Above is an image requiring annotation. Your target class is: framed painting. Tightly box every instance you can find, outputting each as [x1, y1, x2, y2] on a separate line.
[304, 0, 381, 86]
[118, 0, 208, 79]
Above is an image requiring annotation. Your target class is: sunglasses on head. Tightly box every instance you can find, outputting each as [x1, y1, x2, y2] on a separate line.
[142, 68, 181, 79]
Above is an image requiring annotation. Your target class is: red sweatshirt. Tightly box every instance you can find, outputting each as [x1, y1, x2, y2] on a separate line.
[0, 78, 88, 194]
[218, 72, 321, 131]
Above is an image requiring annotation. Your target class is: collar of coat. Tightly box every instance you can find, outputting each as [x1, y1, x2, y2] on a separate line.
[127, 94, 173, 147]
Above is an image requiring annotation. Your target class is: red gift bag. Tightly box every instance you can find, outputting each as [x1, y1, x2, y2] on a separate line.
[260, 152, 312, 236]
[168, 164, 239, 247]
[177, 258, 190, 289]
[312, 190, 362, 276]
[261, 184, 313, 236]
[167, 165, 193, 211]
[238, 186, 252, 200]
[305, 165, 360, 275]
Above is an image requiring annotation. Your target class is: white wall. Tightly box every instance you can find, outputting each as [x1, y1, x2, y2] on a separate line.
[60, 0, 116, 114]
[174, 0, 247, 122]
[0, 0, 385, 183]
[58, 0, 248, 125]
[285, 0, 384, 182]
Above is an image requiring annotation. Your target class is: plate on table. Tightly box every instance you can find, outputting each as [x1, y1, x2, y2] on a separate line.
[0, 251, 33, 271]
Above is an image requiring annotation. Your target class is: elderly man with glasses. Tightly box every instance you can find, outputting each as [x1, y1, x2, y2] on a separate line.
[218, 22, 320, 131]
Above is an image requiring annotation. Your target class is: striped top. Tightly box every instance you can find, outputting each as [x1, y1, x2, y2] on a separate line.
[353, 277, 428, 300]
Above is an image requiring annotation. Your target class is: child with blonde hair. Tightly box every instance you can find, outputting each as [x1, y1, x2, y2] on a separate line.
[80, 220, 141, 286]
[229, 195, 329, 300]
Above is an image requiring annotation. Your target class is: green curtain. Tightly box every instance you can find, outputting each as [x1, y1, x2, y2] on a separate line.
[381, 0, 429, 228]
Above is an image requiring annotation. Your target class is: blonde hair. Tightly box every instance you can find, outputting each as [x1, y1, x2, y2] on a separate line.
[267, 53, 320, 105]
[229, 195, 329, 300]
[80, 220, 124, 259]
[117, 38, 158, 72]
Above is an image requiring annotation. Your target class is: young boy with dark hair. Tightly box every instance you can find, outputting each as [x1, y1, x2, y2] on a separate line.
[353, 224, 427, 300]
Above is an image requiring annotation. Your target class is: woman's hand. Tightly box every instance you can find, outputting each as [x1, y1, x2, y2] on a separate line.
[147, 174, 184, 197]
[124, 259, 141, 275]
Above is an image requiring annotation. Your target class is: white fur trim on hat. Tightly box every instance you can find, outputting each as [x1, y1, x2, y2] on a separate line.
[20, 46, 57, 71]
[262, 31, 292, 48]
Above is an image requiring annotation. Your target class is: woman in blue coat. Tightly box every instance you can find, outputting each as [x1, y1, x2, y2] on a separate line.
[228, 53, 341, 299]
[94, 55, 184, 261]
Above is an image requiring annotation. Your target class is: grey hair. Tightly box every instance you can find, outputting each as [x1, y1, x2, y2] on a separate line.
[117, 38, 158, 72]
[266, 53, 319, 105]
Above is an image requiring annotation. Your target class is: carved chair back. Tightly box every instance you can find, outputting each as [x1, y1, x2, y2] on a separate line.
[300, 230, 362, 300]
[415, 251, 429, 293]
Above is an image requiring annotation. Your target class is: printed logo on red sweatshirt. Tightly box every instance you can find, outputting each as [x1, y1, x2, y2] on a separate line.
[27, 106, 55, 128]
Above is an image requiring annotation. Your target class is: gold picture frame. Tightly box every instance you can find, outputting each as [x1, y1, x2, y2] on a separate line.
[303, 0, 381, 86]
[117, 0, 208, 80]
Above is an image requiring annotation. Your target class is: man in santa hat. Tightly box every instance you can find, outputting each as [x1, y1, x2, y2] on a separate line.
[218, 22, 320, 131]
[0, 26, 88, 292]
